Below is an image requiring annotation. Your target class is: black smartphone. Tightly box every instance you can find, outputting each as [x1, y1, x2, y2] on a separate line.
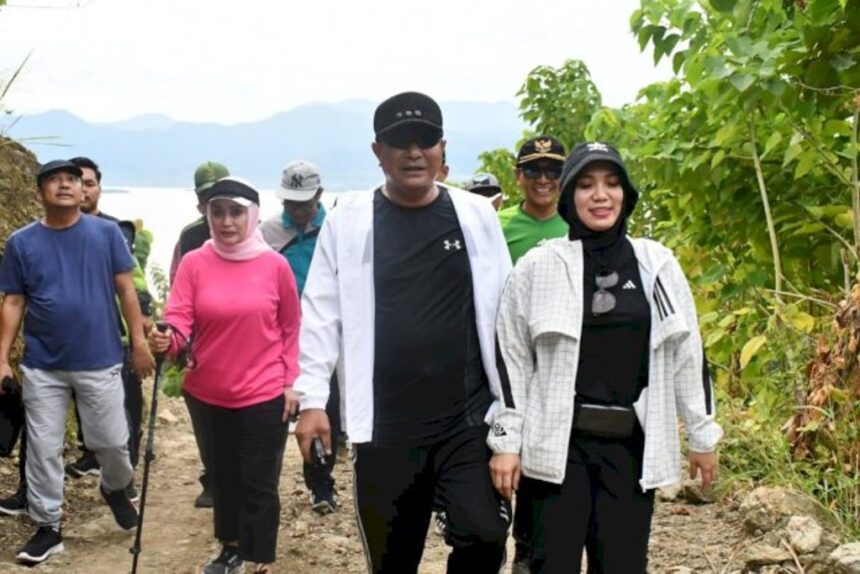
[311, 436, 327, 468]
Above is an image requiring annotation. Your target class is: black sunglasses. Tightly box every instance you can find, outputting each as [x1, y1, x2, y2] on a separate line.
[379, 128, 442, 150]
[521, 166, 562, 180]
[592, 271, 619, 315]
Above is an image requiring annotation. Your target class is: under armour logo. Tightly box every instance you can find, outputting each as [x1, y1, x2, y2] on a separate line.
[443, 239, 462, 251]
[290, 173, 304, 188]
[587, 142, 609, 152]
[623, 280, 637, 290]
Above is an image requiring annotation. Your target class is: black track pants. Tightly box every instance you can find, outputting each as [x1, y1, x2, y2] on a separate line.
[185, 392, 288, 563]
[528, 429, 654, 574]
[302, 375, 340, 495]
[353, 424, 509, 574]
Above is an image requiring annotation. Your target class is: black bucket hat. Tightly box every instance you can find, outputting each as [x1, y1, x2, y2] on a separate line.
[557, 142, 640, 221]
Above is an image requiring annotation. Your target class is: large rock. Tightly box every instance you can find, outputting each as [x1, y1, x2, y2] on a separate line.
[830, 543, 860, 573]
[0, 136, 42, 368]
[741, 542, 791, 568]
[0, 136, 41, 252]
[739, 487, 825, 533]
[787, 515, 823, 554]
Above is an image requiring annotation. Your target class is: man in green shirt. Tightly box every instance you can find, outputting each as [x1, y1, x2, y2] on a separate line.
[497, 136, 567, 573]
[498, 136, 568, 265]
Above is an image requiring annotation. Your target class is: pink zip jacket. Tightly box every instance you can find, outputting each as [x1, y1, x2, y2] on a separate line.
[165, 244, 300, 409]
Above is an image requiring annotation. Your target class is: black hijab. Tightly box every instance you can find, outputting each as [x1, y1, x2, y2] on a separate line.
[557, 142, 640, 271]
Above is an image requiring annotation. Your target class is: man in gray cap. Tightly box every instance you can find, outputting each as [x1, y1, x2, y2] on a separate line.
[261, 160, 340, 515]
[464, 173, 504, 211]
[295, 92, 512, 573]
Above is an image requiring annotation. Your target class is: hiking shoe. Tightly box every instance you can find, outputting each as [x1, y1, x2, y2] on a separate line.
[433, 511, 448, 537]
[0, 487, 28, 517]
[202, 545, 245, 574]
[125, 482, 140, 505]
[16, 525, 64, 564]
[100, 484, 138, 530]
[195, 484, 214, 508]
[310, 490, 337, 515]
[66, 450, 101, 478]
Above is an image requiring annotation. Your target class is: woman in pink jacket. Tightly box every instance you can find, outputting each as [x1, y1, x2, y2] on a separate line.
[149, 177, 300, 574]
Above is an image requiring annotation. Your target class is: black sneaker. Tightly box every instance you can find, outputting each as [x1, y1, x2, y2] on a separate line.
[100, 484, 138, 530]
[202, 545, 245, 574]
[16, 525, 64, 564]
[66, 450, 101, 478]
[310, 490, 337, 515]
[0, 487, 27, 517]
[195, 484, 214, 508]
[125, 482, 140, 505]
[433, 511, 448, 536]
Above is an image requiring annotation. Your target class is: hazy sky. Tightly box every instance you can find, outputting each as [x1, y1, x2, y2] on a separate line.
[0, 0, 672, 124]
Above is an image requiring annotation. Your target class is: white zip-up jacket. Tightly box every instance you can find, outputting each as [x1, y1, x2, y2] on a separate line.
[294, 185, 512, 444]
[488, 237, 723, 490]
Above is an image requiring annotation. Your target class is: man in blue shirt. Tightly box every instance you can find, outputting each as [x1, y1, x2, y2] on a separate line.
[0, 160, 155, 565]
[261, 160, 339, 514]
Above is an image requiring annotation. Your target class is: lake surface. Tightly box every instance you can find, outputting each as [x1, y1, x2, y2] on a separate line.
[98, 187, 354, 280]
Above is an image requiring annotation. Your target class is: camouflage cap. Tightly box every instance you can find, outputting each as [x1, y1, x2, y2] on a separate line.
[194, 161, 230, 194]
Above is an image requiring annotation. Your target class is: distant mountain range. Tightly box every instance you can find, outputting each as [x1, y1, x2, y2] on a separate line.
[1, 100, 525, 190]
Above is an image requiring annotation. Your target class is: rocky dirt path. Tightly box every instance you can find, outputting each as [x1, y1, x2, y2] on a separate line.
[0, 390, 749, 573]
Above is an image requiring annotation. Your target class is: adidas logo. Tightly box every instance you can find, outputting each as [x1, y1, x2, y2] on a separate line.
[622, 280, 637, 290]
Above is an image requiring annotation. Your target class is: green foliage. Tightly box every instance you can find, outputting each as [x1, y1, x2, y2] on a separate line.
[476, 147, 520, 208]
[517, 59, 603, 152]
[481, 0, 860, 535]
[476, 59, 603, 207]
[160, 361, 185, 398]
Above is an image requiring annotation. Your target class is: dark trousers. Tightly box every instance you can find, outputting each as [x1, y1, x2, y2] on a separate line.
[183, 389, 215, 486]
[353, 424, 509, 574]
[512, 478, 533, 562]
[302, 375, 340, 495]
[15, 426, 27, 493]
[185, 392, 288, 563]
[528, 429, 654, 574]
[75, 346, 143, 466]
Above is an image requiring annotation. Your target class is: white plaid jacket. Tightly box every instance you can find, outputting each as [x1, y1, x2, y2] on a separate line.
[488, 237, 723, 489]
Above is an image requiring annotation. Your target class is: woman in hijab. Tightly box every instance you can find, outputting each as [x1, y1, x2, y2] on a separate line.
[149, 177, 300, 574]
[487, 143, 722, 573]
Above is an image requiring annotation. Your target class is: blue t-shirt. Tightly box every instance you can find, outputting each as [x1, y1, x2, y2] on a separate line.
[0, 214, 135, 370]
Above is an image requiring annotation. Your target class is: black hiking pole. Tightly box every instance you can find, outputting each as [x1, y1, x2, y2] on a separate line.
[130, 323, 168, 574]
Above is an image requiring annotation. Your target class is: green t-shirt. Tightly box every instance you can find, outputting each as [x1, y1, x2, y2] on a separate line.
[498, 203, 569, 264]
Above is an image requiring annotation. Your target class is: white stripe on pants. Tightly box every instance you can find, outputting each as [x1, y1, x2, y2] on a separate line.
[22, 364, 132, 527]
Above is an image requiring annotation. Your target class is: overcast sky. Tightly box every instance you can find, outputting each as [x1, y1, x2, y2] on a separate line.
[0, 0, 672, 124]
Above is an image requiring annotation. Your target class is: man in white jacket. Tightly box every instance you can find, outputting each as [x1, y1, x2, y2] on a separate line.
[294, 91, 512, 574]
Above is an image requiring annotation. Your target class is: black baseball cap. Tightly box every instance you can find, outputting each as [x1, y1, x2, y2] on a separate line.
[374, 91, 443, 139]
[516, 136, 566, 166]
[205, 176, 260, 207]
[558, 141, 640, 218]
[36, 160, 82, 184]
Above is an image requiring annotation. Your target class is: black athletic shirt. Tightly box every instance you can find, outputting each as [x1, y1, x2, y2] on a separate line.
[575, 238, 651, 406]
[372, 187, 490, 446]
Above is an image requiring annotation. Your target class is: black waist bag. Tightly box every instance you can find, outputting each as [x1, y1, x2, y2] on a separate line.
[572, 403, 636, 438]
[0, 377, 24, 457]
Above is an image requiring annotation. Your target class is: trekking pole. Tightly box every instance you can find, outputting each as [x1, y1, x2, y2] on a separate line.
[130, 323, 168, 574]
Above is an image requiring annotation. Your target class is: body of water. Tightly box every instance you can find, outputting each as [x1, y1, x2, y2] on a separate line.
[99, 186, 354, 281]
